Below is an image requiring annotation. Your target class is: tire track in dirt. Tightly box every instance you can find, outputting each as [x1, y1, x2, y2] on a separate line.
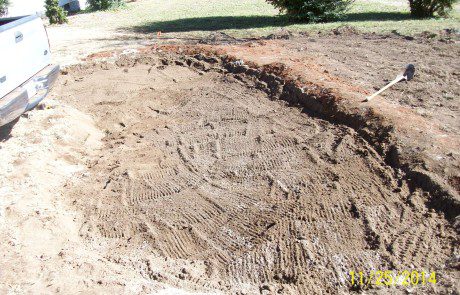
[59, 55, 457, 294]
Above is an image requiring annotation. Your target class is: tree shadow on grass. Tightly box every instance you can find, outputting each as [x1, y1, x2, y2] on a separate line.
[123, 12, 412, 34]
[345, 11, 411, 22]
[126, 16, 288, 33]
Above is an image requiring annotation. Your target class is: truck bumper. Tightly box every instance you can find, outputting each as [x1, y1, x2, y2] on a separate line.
[0, 64, 60, 127]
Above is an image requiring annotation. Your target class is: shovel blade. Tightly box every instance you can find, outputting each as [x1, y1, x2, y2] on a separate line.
[402, 64, 415, 81]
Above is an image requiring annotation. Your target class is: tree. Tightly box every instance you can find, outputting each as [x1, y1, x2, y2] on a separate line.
[88, 0, 125, 10]
[266, 0, 354, 22]
[45, 0, 68, 24]
[408, 0, 457, 17]
[0, 0, 9, 16]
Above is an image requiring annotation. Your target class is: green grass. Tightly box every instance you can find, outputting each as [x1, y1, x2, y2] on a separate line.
[73, 0, 460, 37]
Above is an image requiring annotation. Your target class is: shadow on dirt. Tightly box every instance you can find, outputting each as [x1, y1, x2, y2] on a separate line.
[124, 12, 411, 34]
[0, 119, 18, 142]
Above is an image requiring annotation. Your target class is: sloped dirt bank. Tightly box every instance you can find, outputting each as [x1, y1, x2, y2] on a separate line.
[218, 52, 460, 221]
[54, 52, 459, 294]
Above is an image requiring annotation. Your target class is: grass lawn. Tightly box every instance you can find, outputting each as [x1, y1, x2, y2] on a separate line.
[74, 0, 460, 37]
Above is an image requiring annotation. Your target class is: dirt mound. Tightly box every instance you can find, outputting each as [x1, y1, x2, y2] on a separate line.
[56, 54, 458, 294]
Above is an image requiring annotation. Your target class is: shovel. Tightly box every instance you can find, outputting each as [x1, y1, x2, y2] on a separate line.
[365, 64, 415, 102]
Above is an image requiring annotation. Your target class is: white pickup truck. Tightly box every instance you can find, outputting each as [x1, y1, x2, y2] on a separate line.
[0, 15, 59, 126]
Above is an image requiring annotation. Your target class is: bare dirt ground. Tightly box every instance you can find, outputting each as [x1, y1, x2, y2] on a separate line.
[49, 53, 460, 294]
[1, 27, 459, 294]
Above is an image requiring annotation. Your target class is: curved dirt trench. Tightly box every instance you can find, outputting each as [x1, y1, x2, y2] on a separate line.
[52, 53, 458, 294]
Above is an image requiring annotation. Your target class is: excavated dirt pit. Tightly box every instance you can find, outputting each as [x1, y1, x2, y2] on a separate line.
[55, 54, 457, 294]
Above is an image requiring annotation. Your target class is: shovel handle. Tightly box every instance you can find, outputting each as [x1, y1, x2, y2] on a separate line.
[366, 76, 405, 102]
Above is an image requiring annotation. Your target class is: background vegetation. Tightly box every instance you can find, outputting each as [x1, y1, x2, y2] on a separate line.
[0, 0, 9, 16]
[88, 0, 125, 11]
[408, 0, 457, 17]
[45, 0, 68, 24]
[265, 0, 354, 22]
[62, 0, 460, 36]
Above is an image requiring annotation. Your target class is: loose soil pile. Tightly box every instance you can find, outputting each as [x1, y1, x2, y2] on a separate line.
[53, 54, 458, 294]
